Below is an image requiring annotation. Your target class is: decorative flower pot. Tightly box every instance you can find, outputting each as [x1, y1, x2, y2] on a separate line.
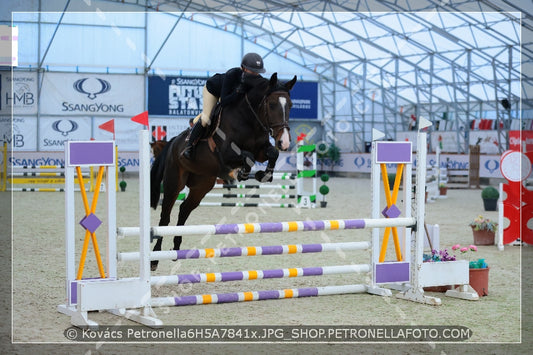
[469, 267, 489, 296]
[439, 187, 447, 196]
[483, 198, 498, 211]
[320, 201, 328, 208]
[472, 228, 495, 245]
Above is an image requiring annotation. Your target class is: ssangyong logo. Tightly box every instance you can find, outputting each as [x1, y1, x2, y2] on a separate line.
[73, 78, 111, 99]
[63, 77, 123, 113]
[52, 120, 78, 136]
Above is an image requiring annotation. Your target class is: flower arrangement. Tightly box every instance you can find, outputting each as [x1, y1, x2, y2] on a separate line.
[439, 182, 447, 188]
[469, 215, 498, 232]
[423, 244, 488, 269]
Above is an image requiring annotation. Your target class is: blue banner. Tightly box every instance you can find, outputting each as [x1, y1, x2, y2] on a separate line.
[148, 76, 206, 117]
[149, 76, 317, 119]
[289, 81, 318, 119]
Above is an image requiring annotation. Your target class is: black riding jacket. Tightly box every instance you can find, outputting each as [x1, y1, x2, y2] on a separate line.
[206, 67, 264, 107]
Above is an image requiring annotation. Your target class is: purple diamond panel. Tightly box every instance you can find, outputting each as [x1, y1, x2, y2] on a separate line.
[79, 213, 102, 233]
[382, 204, 402, 218]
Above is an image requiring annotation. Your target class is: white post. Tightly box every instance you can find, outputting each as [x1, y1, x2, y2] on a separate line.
[498, 182, 504, 251]
[106, 151, 117, 279]
[139, 130, 150, 282]
[64, 146, 75, 307]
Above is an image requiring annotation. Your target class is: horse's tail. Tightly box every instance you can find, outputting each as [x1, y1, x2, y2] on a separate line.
[150, 136, 174, 209]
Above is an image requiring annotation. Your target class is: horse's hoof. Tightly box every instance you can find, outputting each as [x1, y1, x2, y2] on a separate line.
[150, 260, 159, 272]
[255, 170, 273, 183]
[237, 171, 249, 181]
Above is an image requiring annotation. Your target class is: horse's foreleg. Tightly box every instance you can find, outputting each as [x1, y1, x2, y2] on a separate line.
[237, 151, 255, 181]
[173, 177, 216, 251]
[255, 145, 279, 183]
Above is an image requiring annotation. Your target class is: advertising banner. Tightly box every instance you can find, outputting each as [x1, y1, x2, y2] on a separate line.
[509, 130, 533, 151]
[148, 76, 206, 117]
[40, 73, 144, 116]
[39, 116, 91, 151]
[0, 71, 38, 115]
[148, 76, 319, 120]
[289, 81, 318, 119]
[0, 116, 37, 150]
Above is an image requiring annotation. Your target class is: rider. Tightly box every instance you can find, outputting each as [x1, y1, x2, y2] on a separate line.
[183, 52, 266, 159]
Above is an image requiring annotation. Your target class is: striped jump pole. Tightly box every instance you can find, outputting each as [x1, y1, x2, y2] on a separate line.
[150, 264, 370, 286]
[178, 192, 297, 200]
[117, 217, 416, 238]
[249, 172, 298, 180]
[213, 183, 296, 190]
[193, 202, 296, 208]
[151, 284, 367, 307]
[118, 241, 371, 262]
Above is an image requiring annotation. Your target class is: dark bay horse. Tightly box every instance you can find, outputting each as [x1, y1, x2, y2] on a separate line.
[150, 73, 297, 270]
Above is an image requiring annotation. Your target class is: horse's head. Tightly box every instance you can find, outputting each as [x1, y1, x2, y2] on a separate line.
[262, 73, 297, 151]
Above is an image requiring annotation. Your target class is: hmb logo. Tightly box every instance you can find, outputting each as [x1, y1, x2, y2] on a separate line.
[73, 78, 111, 100]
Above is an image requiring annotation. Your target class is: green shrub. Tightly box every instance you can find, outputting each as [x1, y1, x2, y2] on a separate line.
[481, 186, 499, 199]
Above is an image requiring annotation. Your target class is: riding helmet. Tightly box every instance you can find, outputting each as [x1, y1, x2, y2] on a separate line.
[241, 52, 266, 73]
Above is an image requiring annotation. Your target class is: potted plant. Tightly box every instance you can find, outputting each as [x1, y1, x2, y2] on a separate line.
[481, 186, 499, 211]
[453, 244, 489, 296]
[319, 173, 330, 208]
[119, 166, 127, 192]
[316, 142, 329, 174]
[327, 143, 341, 175]
[469, 215, 497, 245]
[438, 182, 448, 196]
[423, 244, 489, 296]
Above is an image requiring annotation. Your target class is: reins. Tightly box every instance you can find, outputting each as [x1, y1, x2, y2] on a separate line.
[244, 90, 290, 138]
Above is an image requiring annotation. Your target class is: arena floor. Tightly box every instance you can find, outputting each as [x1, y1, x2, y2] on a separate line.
[7, 176, 531, 353]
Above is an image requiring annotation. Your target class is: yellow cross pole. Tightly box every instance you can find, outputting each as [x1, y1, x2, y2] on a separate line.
[75, 165, 106, 280]
[378, 163, 404, 262]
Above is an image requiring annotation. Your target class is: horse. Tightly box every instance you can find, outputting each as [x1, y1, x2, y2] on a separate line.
[150, 140, 168, 159]
[150, 72, 297, 271]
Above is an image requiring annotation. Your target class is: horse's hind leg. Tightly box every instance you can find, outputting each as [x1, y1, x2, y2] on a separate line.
[172, 175, 217, 251]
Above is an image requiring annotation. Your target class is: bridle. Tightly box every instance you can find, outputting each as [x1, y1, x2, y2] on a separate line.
[244, 90, 291, 139]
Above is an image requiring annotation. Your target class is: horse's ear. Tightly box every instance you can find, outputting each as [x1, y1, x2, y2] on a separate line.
[285, 75, 297, 91]
[269, 72, 278, 87]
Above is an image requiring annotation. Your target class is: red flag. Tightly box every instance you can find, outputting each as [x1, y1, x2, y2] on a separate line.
[131, 111, 149, 127]
[98, 119, 115, 138]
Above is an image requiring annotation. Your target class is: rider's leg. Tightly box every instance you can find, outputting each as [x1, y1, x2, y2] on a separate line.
[183, 86, 217, 159]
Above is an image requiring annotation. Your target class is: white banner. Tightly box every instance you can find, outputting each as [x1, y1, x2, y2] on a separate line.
[0, 71, 38, 115]
[40, 73, 144, 116]
[0, 116, 37, 150]
[39, 116, 92, 151]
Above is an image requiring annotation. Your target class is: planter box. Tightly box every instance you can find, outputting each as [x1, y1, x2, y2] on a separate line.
[472, 228, 495, 245]
[419, 260, 469, 287]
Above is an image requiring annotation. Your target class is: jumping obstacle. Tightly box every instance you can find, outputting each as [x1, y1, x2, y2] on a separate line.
[174, 140, 317, 208]
[59, 121, 478, 329]
[0, 142, 120, 192]
[497, 149, 533, 250]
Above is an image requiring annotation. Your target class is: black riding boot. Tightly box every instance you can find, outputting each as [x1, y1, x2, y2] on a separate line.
[183, 122, 206, 159]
